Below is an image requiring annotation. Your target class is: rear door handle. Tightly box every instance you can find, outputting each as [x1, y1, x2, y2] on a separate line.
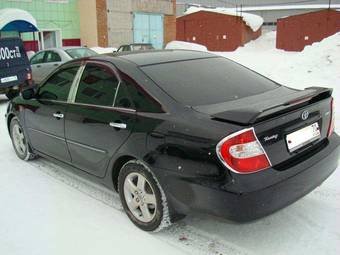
[109, 122, 127, 129]
[53, 113, 64, 119]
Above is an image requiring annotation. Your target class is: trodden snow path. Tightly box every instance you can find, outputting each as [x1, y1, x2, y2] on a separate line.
[1, 32, 340, 255]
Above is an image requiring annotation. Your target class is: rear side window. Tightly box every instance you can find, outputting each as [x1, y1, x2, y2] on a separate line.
[45, 51, 61, 63]
[38, 67, 79, 101]
[75, 64, 119, 107]
[115, 72, 163, 113]
[30, 52, 45, 65]
[141, 57, 280, 106]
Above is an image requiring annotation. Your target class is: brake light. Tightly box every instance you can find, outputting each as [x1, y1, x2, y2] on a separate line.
[327, 97, 335, 137]
[26, 72, 32, 81]
[216, 128, 271, 174]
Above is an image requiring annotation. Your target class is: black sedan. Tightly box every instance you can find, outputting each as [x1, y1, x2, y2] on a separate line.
[6, 50, 340, 232]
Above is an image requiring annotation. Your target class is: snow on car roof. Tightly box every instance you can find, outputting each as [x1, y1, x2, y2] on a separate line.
[184, 6, 264, 32]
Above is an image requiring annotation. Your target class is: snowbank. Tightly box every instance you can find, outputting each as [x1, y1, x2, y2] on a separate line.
[91, 47, 117, 54]
[165, 40, 208, 52]
[185, 6, 263, 32]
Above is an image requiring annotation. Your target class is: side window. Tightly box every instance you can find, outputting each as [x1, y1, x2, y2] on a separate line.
[119, 75, 163, 113]
[75, 63, 119, 107]
[45, 51, 61, 63]
[38, 67, 79, 101]
[117, 46, 124, 52]
[123, 46, 130, 51]
[30, 52, 45, 65]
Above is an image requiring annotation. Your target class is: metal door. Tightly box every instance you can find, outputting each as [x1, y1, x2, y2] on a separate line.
[133, 13, 164, 49]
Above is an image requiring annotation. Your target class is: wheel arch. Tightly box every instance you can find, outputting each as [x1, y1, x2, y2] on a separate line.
[111, 155, 136, 191]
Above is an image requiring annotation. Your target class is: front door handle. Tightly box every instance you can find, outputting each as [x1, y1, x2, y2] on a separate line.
[53, 113, 64, 119]
[109, 122, 127, 129]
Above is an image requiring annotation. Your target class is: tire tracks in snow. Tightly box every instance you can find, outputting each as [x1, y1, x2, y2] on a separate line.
[28, 158, 253, 255]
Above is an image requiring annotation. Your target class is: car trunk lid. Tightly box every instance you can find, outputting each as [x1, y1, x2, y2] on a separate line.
[194, 86, 333, 168]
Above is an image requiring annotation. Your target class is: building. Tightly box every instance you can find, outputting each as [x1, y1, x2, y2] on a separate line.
[177, 0, 340, 30]
[0, 0, 81, 51]
[176, 8, 262, 51]
[277, 9, 340, 51]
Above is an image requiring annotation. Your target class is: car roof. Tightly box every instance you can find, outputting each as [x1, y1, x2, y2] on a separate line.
[104, 50, 218, 66]
[38, 47, 89, 52]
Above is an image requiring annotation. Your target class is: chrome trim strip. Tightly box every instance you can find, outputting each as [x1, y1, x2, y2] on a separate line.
[67, 101, 136, 113]
[67, 140, 107, 154]
[28, 128, 65, 142]
[216, 127, 272, 175]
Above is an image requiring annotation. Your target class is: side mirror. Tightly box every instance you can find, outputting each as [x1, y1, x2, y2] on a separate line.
[22, 88, 37, 100]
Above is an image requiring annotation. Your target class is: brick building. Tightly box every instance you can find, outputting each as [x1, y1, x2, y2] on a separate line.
[80, 0, 177, 49]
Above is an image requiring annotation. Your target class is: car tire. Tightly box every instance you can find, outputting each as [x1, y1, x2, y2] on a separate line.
[118, 160, 171, 232]
[10, 117, 36, 161]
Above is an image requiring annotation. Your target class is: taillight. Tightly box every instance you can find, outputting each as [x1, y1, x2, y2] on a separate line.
[26, 72, 32, 81]
[327, 97, 335, 137]
[216, 128, 271, 174]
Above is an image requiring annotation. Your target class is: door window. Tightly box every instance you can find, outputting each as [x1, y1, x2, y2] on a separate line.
[75, 63, 119, 107]
[45, 51, 61, 63]
[38, 67, 79, 101]
[30, 52, 45, 65]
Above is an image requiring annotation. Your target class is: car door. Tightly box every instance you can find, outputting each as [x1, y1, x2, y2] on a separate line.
[65, 61, 136, 177]
[30, 51, 46, 84]
[25, 63, 81, 162]
[42, 50, 62, 79]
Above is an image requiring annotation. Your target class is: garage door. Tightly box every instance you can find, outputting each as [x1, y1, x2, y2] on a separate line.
[133, 13, 164, 49]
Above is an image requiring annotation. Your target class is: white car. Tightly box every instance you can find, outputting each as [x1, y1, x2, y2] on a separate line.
[30, 47, 97, 84]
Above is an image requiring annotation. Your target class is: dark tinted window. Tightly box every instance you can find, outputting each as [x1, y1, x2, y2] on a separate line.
[30, 52, 45, 65]
[75, 64, 119, 106]
[141, 57, 280, 106]
[118, 74, 163, 113]
[45, 51, 61, 62]
[38, 67, 78, 101]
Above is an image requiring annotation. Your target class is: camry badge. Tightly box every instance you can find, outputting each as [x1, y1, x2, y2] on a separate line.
[301, 110, 309, 120]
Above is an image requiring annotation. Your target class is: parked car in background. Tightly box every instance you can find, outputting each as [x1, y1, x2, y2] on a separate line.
[6, 50, 339, 232]
[30, 47, 97, 84]
[117, 43, 154, 52]
[0, 37, 33, 99]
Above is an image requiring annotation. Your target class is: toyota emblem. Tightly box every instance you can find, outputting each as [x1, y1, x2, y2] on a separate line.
[301, 110, 309, 120]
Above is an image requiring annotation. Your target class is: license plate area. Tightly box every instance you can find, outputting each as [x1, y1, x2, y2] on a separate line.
[286, 122, 321, 152]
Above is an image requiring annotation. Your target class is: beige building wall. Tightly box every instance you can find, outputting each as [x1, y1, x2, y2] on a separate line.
[79, 0, 99, 47]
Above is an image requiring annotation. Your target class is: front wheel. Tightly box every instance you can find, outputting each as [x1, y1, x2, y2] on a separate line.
[118, 160, 171, 232]
[10, 117, 36, 161]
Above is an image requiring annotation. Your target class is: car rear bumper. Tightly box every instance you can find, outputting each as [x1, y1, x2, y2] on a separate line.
[159, 134, 340, 221]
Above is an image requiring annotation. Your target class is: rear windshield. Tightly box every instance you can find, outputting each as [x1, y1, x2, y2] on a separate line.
[65, 48, 97, 59]
[141, 57, 280, 106]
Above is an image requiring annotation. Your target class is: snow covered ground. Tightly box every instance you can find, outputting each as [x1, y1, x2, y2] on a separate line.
[1, 32, 339, 255]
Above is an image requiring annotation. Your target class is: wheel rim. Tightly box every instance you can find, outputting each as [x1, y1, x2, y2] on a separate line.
[12, 123, 27, 156]
[123, 172, 157, 223]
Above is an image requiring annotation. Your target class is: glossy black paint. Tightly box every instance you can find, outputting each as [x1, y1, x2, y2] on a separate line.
[6, 50, 340, 222]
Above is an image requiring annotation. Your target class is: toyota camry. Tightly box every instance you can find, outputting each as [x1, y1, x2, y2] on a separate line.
[6, 50, 340, 231]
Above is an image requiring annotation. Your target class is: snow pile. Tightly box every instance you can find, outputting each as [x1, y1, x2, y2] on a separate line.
[165, 40, 208, 52]
[185, 6, 263, 32]
[91, 47, 117, 54]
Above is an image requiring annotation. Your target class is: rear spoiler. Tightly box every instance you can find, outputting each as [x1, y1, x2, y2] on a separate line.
[210, 87, 332, 125]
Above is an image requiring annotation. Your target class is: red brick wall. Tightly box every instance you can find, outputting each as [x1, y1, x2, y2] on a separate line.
[277, 9, 340, 51]
[176, 11, 261, 51]
[96, 0, 108, 47]
[164, 0, 177, 45]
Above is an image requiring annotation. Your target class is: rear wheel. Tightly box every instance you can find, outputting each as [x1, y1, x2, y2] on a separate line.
[118, 160, 171, 232]
[10, 118, 36, 161]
